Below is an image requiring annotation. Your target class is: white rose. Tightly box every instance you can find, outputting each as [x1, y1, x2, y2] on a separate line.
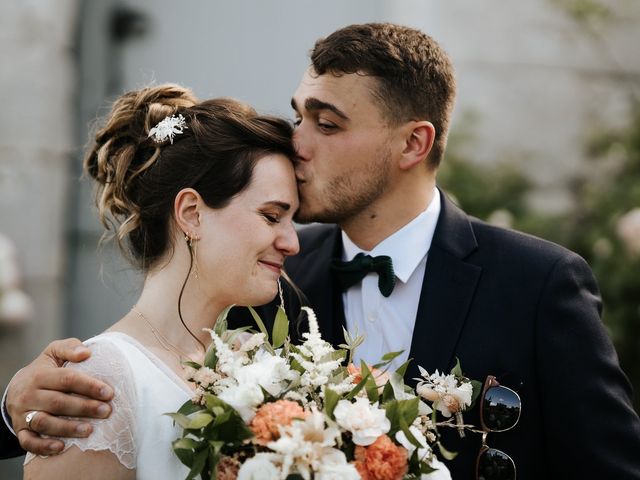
[217, 383, 263, 422]
[234, 351, 296, 397]
[454, 382, 473, 409]
[422, 458, 452, 480]
[395, 425, 430, 456]
[316, 449, 360, 480]
[237, 454, 280, 480]
[333, 397, 390, 446]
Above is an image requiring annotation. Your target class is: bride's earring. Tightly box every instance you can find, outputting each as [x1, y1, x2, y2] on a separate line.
[185, 232, 199, 279]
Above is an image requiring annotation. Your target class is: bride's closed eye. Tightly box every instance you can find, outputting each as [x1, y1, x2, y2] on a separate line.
[261, 212, 281, 224]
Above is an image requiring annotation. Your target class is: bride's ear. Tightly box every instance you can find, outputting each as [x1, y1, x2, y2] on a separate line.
[174, 188, 202, 237]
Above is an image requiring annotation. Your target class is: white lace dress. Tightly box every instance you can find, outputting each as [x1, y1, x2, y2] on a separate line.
[25, 332, 192, 479]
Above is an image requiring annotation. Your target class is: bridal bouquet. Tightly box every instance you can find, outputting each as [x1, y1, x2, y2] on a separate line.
[169, 305, 479, 480]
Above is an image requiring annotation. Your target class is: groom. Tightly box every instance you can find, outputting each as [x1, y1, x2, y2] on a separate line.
[3, 23, 640, 478]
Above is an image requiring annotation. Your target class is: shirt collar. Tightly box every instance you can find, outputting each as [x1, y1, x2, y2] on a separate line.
[341, 187, 441, 283]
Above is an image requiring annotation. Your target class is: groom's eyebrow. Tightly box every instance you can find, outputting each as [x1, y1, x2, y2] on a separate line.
[290, 97, 349, 120]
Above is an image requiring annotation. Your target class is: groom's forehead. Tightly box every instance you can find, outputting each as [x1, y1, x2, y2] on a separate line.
[292, 69, 375, 112]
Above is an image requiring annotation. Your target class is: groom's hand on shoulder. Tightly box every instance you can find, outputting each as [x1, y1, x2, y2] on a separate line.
[6, 338, 114, 456]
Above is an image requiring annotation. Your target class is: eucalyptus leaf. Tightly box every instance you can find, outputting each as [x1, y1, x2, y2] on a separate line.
[272, 306, 289, 348]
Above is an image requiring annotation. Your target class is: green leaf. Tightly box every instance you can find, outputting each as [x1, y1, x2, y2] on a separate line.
[166, 412, 193, 429]
[345, 372, 371, 400]
[226, 326, 253, 346]
[248, 306, 269, 338]
[394, 358, 411, 378]
[186, 447, 208, 480]
[247, 306, 275, 354]
[272, 306, 289, 349]
[385, 397, 419, 436]
[203, 344, 217, 370]
[172, 437, 199, 450]
[360, 361, 380, 403]
[187, 412, 214, 429]
[436, 441, 458, 460]
[470, 379, 483, 407]
[183, 360, 202, 370]
[451, 357, 463, 378]
[324, 387, 340, 420]
[178, 400, 204, 416]
[213, 304, 235, 337]
[173, 443, 195, 468]
[398, 412, 422, 449]
[388, 371, 411, 401]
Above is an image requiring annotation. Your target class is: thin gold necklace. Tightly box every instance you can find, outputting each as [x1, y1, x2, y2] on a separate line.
[132, 306, 201, 363]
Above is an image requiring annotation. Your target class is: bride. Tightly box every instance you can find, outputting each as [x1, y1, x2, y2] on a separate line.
[23, 84, 299, 479]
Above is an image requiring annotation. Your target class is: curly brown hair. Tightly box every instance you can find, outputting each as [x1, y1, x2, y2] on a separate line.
[84, 84, 295, 270]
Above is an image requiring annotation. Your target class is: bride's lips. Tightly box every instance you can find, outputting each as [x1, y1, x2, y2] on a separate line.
[259, 260, 283, 274]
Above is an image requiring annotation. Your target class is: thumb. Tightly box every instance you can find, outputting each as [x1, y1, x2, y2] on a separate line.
[42, 338, 91, 366]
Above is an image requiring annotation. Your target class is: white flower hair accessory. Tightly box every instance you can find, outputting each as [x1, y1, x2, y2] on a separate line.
[148, 113, 188, 144]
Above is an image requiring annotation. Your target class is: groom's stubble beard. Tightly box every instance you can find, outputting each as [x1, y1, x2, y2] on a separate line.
[293, 146, 392, 225]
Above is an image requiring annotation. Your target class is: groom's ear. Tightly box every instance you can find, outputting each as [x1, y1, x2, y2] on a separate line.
[398, 120, 435, 170]
[174, 188, 202, 234]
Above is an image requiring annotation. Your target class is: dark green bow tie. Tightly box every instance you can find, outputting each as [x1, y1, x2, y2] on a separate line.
[331, 253, 396, 297]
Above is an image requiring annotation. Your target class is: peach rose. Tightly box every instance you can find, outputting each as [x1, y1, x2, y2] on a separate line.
[249, 399, 308, 446]
[353, 434, 408, 480]
[347, 363, 390, 392]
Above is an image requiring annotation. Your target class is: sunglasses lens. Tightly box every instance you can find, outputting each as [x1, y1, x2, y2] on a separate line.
[477, 447, 516, 480]
[482, 386, 521, 431]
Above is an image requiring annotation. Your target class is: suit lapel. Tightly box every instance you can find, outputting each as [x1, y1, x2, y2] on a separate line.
[290, 227, 346, 347]
[407, 191, 482, 381]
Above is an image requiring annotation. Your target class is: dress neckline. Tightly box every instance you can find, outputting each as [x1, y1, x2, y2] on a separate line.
[91, 331, 195, 395]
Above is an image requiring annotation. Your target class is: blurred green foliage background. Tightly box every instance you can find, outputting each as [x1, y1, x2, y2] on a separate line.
[440, 100, 640, 413]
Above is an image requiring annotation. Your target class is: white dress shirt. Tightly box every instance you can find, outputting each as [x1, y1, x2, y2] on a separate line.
[342, 187, 441, 372]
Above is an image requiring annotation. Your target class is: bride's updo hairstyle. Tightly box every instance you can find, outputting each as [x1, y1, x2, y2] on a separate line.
[84, 84, 295, 270]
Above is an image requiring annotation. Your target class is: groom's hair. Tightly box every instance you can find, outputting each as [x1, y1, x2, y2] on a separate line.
[310, 23, 456, 169]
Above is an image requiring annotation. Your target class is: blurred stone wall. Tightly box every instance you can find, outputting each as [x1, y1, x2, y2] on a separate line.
[0, 0, 79, 392]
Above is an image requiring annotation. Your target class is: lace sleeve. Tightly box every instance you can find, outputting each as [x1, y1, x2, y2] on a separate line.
[25, 336, 138, 469]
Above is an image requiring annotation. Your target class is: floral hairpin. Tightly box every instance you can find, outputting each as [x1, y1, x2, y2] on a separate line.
[148, 113, 188, 144]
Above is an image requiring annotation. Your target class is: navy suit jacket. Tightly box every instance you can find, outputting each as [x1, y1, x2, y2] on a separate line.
[267, 190, 640, 479]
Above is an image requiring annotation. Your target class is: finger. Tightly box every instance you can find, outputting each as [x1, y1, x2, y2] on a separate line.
[17, 429, 65, 456]
[43, 338, 92, 366]
[15, 389, 111, 429]
[29, 368, 114, 402]
[27, 410, 95, 438]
